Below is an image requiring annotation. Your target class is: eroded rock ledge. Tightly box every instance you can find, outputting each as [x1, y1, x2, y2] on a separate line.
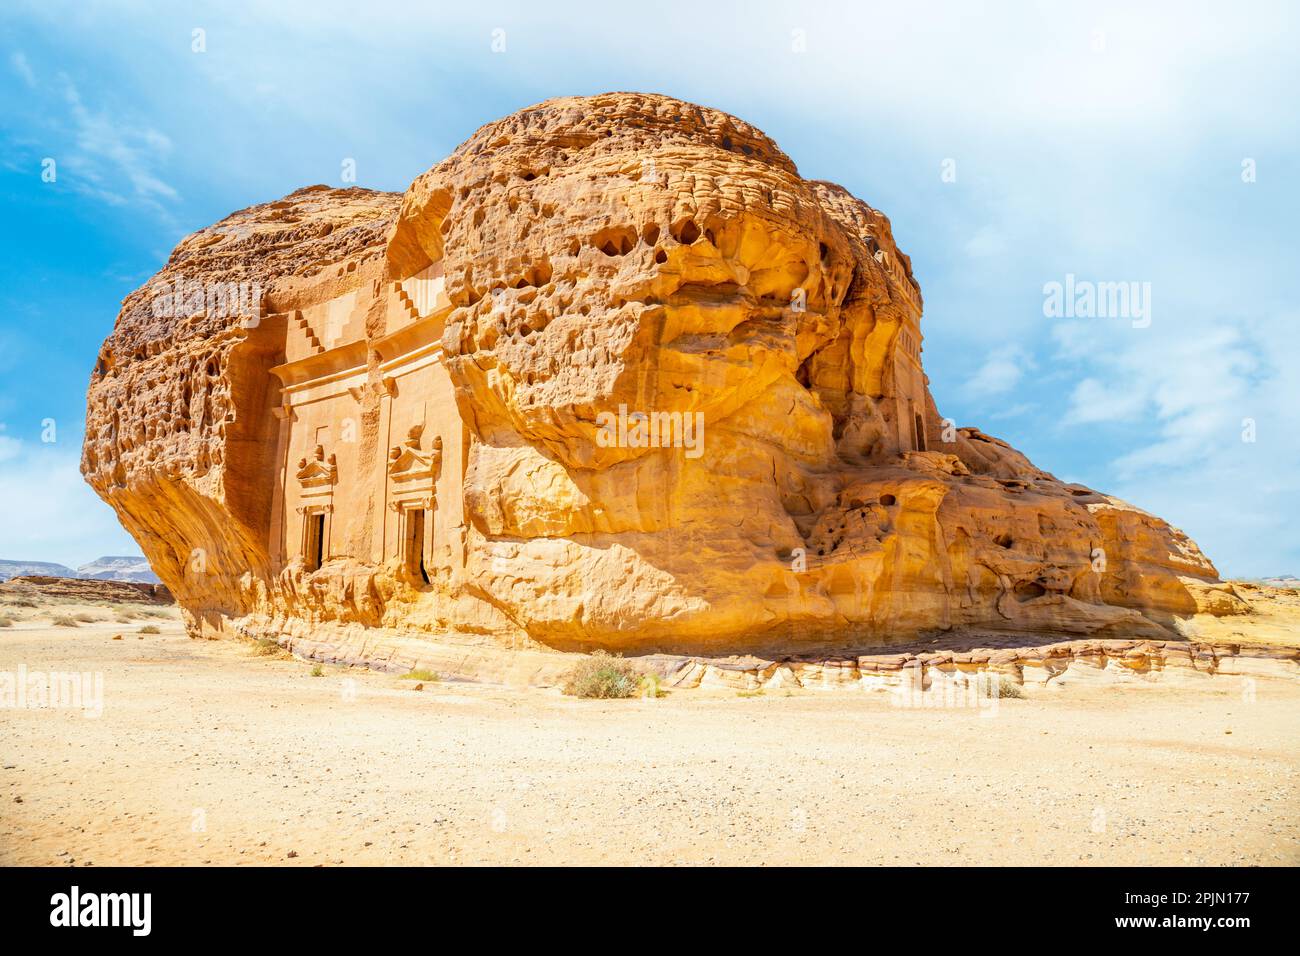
[231, 614, 1300, 693]
[657, 638, 1300, 692]
[85, 92, 1248, 656]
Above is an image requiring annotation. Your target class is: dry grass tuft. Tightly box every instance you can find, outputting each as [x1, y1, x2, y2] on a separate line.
[982, 674, 1026, 699]
[251, 637, 290, 658]
[398, 668, 438, 682]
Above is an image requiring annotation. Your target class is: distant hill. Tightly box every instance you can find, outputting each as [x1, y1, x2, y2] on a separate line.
[0, 556, 159, 585]
[0, 559, 81, 582]
[76, 556, 160, 584]
[1258, 574, 1299, 590]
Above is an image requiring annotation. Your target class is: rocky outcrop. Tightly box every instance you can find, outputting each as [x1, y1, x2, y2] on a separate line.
[0, 576, 173, 605]
[83, 93, 1247, 657]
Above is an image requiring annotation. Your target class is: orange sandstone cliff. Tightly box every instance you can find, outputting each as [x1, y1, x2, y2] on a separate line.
[82, 93, 1245, 657]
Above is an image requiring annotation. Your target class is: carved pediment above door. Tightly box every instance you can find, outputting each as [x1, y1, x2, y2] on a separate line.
[387, 425, 442, 485]
[296, 444, 338, 489]
[388, 496, 434, 512]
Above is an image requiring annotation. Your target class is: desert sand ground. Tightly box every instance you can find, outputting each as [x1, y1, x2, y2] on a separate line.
[1, 592, 1298, 867]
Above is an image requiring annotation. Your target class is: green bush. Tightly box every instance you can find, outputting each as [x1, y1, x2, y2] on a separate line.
[561, 651, 643, 699]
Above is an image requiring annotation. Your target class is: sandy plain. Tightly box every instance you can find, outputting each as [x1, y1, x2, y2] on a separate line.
[1, 588, 1297, 867]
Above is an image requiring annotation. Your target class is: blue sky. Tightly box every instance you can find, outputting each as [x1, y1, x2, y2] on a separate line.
[0, 0, 1296, 576]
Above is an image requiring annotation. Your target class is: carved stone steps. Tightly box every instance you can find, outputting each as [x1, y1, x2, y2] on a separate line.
[393, 283, 420, 322]
[291, 310, 325, 354]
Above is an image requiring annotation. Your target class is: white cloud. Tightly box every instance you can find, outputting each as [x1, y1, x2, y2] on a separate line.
[964, 345, 1034, 399]
[10, 50, 36, 88]
[1063, 376, 1146, 425]
[1060, 324, 1261, 451]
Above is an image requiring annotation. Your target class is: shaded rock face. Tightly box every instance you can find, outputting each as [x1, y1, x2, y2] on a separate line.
[83, 93, 1243, 655]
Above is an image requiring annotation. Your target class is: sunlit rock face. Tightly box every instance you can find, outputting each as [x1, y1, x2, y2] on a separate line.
[82, 92, 1244, 656]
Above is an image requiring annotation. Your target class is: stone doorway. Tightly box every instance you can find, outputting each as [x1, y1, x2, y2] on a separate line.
[305, 512, 325, 571]
[404, 508, 429, 585]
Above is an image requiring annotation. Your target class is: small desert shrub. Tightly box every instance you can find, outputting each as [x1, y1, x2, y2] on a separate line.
[398, 668, 438, 682]
[0, 615, 13, 628]
[310, 664, 324, 677]
[982, 674, 1025, 699]
[252, 637, 287, 657]
[72, 612, 100, 623]
[138, 624, 161, 635]
[4, 597, 37, 609]
[51, 615, 79, 627]
[561, 651, 642, 699]
[139, 608, 168, 618]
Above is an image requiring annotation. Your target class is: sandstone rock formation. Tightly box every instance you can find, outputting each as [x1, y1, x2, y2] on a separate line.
[82, 92, 1247, 658]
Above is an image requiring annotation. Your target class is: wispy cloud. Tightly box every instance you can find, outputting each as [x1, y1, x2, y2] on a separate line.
[1058, 324, 1262, 459]
[1063, 377, 1146, 426]
[1049, 308, 1298, 573]
[964, 345, 1034, 400]
[10, 50, 37, 88]
[56, 74, 179, 210]
[3, 55, 181, 217]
